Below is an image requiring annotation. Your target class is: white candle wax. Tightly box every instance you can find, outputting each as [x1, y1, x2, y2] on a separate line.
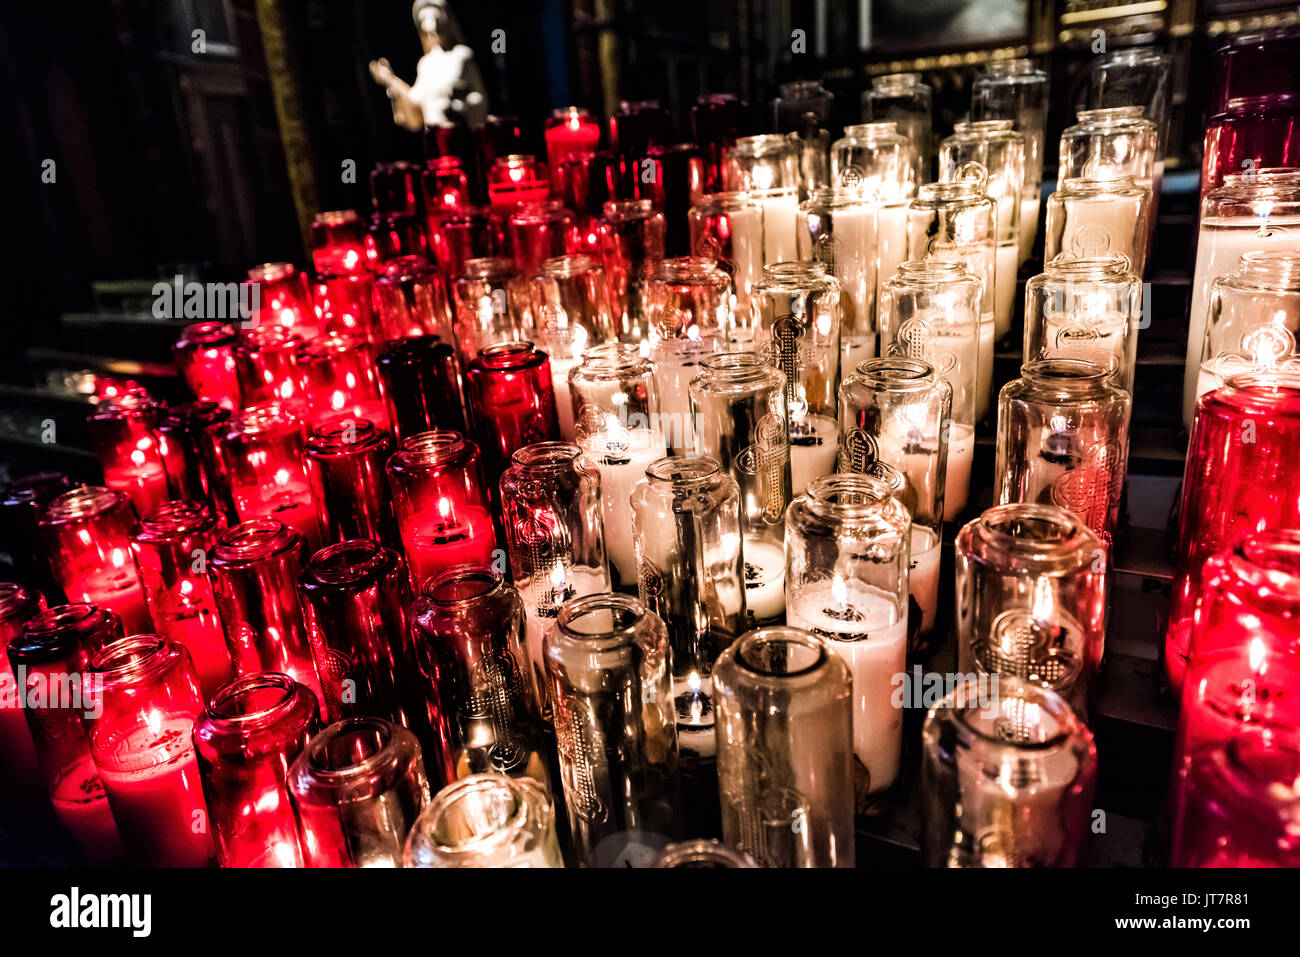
[552, 358, 578, 441]
[876, 204, 908, 310]
[909, 524, 941, 635]
[742, 537, 786, 623]
[789, 413, 840, 496]
[760, 193, 799, 265]
[1184, 216, 1300, 428]
[994, 241, 1019, 340]
[589, 431, 665, 587]
[652, 340, 715, 454]
[727, 203, 766, 325]
[1049, 193, 1142, 266]
[786, 581, 906, 792]
[1018, 192, 1040, 264]
[523, 566, 607, 698]
[975, 319, 995, 421]
[943, 423, 974, 521]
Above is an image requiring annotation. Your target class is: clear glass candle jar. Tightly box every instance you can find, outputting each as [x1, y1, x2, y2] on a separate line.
[798, 187, 879, 374]
[129, 500, 233, 698]
[173, 321, 239, 411]
[921, 676, 1097, 867]
[878, 260, 982, 519]
[298, 540, 414, 726]
[403, 773, 562, 868]
[220, 402, 324, 550]
[209, 520, 325, 712]
[373, 255, 450, 343]
[9, 604, 124, 864]
[598, 199, 666, 341]
[687, 192, 765, 329]
[296, 334, 391, 432]
[939, 121, 1024, 338]
[313, 270, 377, 343]
[387, 431, 497, 590]
[232, 323, 306, 407]
[861, 73, 931, 187]
[955, 504, 1108, 718]
[631, 457, 745, 759]
[193, 673, 318, 868]
[773, 80, 834, 192]
[837, 357, 951, 646]
[995, 360, 1131, 555]
[500, 442, 611, 684]
[86, 635, 214, 867]
[753, 262, 842, 496]
[1183, 169, 1300, 428]
[1058, 106, 1158, 190]
[645, 257, 734, 452]
[246, 262, 317, 340]
[570, 345, 665, 589]
[376, 335, 468, 442]
[785, 475, 910, 802]
[305, 419, 398, 546]
[1044, 175, 1151, 275]
[451, 257, 534, 369]
[544, 593, 679, 866]
[723, 133, 800, 193]
[971, 59, 1049, 258]
[287, 716, 430, 867]
[653, 839, 757, 867]
[713, 626, 855, 867]
[1166, 373, 1300, 693]
[0, 583, 47, 824]
[466, 341, 561, 488]
[531, 255, 614, 440]
[1195, 251, 1300, 403]
[311, 210, 368, 275]
[408, 566, 545, 787]
[86, 392, 169, 516]
[508, 200, 577, 277]
[155, 401, 234, 517]
[1085, 48, 1172, 158]
[40, 486, 151, 633]
[1024, 254, 1142, 393]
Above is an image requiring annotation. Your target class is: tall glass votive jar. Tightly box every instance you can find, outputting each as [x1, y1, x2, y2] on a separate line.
[0, 583, 47, 824]
[313, 270, 376, 343]
[500, 442, 611, 684]
[995, 360, 1132, 555]
[451, 257, 534, 370]
[387, 431, 497, 589]
[631, 457, 745, 759]
[193, 673, 318, 868]
[287, 716, 429, 867]
[921, 676, 1097, 867]
[878, 260, 982, 518]
[173, 321, 239, 411]
[687, 192, 764, 332]
[1024, 254, 1142, 392]
[598, 198, 666, 341]
[653, 839, 757, 868]
[545, 593, 679, 865]
[838, 357, 951, 645]
[753, 262, 842, 495]
[955, 504, 1108, 717]
[531, 254, 614, 438]
[508, 200, 577, 277]
[689, 353, 791, 625]
[232, 323, 306, 407]
[721, 135, 799, 258]
[155, 401, 233, 516]
[220, 402, 324, 550]
[305, 418, 397, 546]
[1057, 106, 1159, 196]
[713, 626, 855, 867]
[799, 187, 878, 373]
[373, 256, 449, 342]
[310, 210, 367, 275]
[128, 500, 232, 698]
[403, 773, 562, 868]
[861, 73, 931, 186]
[247, 261, 317, 339]
[40, 486, 151, 633]
[376, 335, 468, 441]
[86, 392, 169, 516]
[85, 635, 214, 867]
[465, 341, 561, 488]
[786, 475, 910, 804]
[1044, 176, 1151, 275]
[297, 334, 391, 432]
[407, 566, 544, 786]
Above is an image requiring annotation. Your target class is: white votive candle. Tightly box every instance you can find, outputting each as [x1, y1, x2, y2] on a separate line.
[876, 204, 908, 307]
[588, 430, 666, 587]
[789, 413, 840, 496]
[994, 241, 1019, 341]
[673, 671, 716, 759]
[523, 566, 607, 686]
[742, 537, 786, 623]
[943, 423, 974, 521]
[976, 319, 995, 420]
[759, 192, 800, 264]
[909, 524, 941, 634]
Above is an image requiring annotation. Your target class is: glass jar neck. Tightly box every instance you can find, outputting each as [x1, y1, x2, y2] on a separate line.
[136, 500, 217, 542]
[953, 119, 1015, 137]
[646, 455, 722, 489]
[1075, 106, 1146, 126]
[950, 676, 1083, 750]
[804, 474, 899, 521]
[460, 258, 518, 283]
[842, 121, 900, 140]
[201, 673, 309, 735]
[538, 255, 594, 280]
[733, 134, 792, 157]
[90, 634, 179, 690]
[1236, 251, 1300, 289]
[421, 775, 536, 858]
[214, 519, 300, 566]
[1044, 253, 1132, 281]
[655, 256, 730, 285]
[396, 430, 475, 471]
[43, 486, 125, 524]
[302, 540, 392, 589]
[856, 356, 938, 392]
[576, 343, 652, 381]
[654, 840, 756, 868]
[232, 401, 302, 437]
[10, 604, 107, 665]
[1020, 359, 1113, 396]
[896, 260, 972, 285]
[178, 322, 235, 347]
[314, 210, 360, 228]
[510, 441, 582, 474]
[603, 199, 655, 221]
[475, 340, 543, 372]
[307, 419, 389, 456]
[699, 351, 774, 384]
[733, 627, 830, 680]
[873, 73, 922, 92]
[424, 564, 507, 607]
[0, 582, 40, 623]
[298, 716, 411, 791]
[762, 261, 828, 284]
[969, 502, 1096, 566]
[555, 593, 649, 651]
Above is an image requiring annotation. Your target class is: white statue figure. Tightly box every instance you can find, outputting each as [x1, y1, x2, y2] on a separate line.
[369, 0, 487, 131]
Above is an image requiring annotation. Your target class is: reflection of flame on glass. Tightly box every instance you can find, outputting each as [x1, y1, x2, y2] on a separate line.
[831, 575, 848, 612]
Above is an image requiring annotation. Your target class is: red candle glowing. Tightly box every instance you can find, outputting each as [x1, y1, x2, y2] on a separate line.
[429, 205, 503, 282]
[366, 212, 429, 267]
[155, 401, 234, 517]
[487, 154, 551, 212]
[232, 323, 307, 407]
[297, 334, 392, 433]
[86, 392, 170, 516]
[193, 672, 318, 868]
[465, 341, 561, 488]
[305, 418, 398, 546]
[246, 262, 318, 340]
[545, 107, 601, 194]
[313, 270, 377, 344]
[508, 200, 578, 277]
[0, 583, 50, 824]
[422, 156, 471, 237]
[40, 487, 152, 633]
[173, 322, 240, 410]
[129, 500, 233, 699]
[387, 431, 498, 590]
[311, 210, 368, 276]
[86, 635, 214, 867]
[373, 255, 450, 342]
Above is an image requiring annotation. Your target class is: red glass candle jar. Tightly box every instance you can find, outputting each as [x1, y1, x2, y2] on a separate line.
[155, 401, 233, 517]
[422, 156, 470, 221]
[508, 200, 578, 277]
[692, 93, 757, 194]
[370, 160, 424, 220]
[209, 520, 325, 710]
[478, 115, 523, 184]
[545, 107, 602, 193]
[297, 334, 391, 433]
[2, 472, 74, 603]
[645, 144, 706, 256]
[487, 154, 551, 212]
[373, 255, 450, 342]
[367, 212, 428, 267]
[220, 402, 324, 549]
[86, 393, 169, 516]
[1166, 373, 1300, 693]
[9, 603, 124, 865]
[387, 431, 497, 590]
[86, 634, 214, 867]
[193, 672, 318, 868]
[297, 540, 414, 725]
[451, 257, 533, 369]
[232, 323, 306, 406]
[129, 500, 232, 698]
[0, 583, 49, 825]
[376, 335, 468, 441]
[311, 210, 367, 275]
[305, 419, 398, 545]
[560, 151, 618, 220]
[465, 342, 561, 488]
[610, 99, 670, 194]
[313, 270, 377, 344]
[40, 487, 151, 633]
[430, 205, 502, 282]
[247, 262, 318, 340]
[172, 322, 239, 411]
[1187, 531, 1300, 666]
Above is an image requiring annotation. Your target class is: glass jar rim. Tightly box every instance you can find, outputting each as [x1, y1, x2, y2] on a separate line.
[803, 185, 872, 207]
[981, 57, 1047, 78]
[1020, 358, 1113, 390]
[952, 119, 1016, 135]
[202, 672, 305, 729]
[841, 121, 901, 138]
[88, 391, 158, 421]
[1074, 105, 1148, 124]
[417, 773, 544, 857]
[307, 417, 389, 455]
[1225, 530, 1300, 602]
[646, 455, 724, 486]
[652, 839, 757, 867]
[1058, 174, 1143, 193]
[458, 257, 518, 282]
[213, 519, 301, 565]
[854, 356, 937, 389]
[298, 716, 411, 784]
[732, 133, 794, 155]
[176, 321, 236, 347]
[302, 539, 393, 588]
[134, 500, 217, 542]
[231, 400, 304, 436]
[42, 485, 127, 525]
[393, 429, 477, 470]
[689, 192, 759, 215]
[313, 209, 360, 227]
[873, 72, 924, 89]
[1220, 370, 1300, 401]
[733, 627, 830, 679]
[896, 259, 974, 283]
[510, 440, 582, 472]
[653, 256, 730, 284]
[576, 342, 652, 378]
[967, 502, 1099, 562]
[760, 260, 829, 283]
[423, 564, 506, 606]
[944, 675, 1087, 751]
[538, 254, 596, 279]
[89, 633, 177, 686]
[235, 323, 302, 352]
[698, 351, 775, 381]
[475, 340, 543, 372]
[804, 473, 901, 521]
[602, 198, 655, 220]
[556, 592, 649, 647]
[298, 333, 368, 362]
[12, 603, 109, 663]
[0, 581, 39, 620]
[1233, 249, 1300, 287]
